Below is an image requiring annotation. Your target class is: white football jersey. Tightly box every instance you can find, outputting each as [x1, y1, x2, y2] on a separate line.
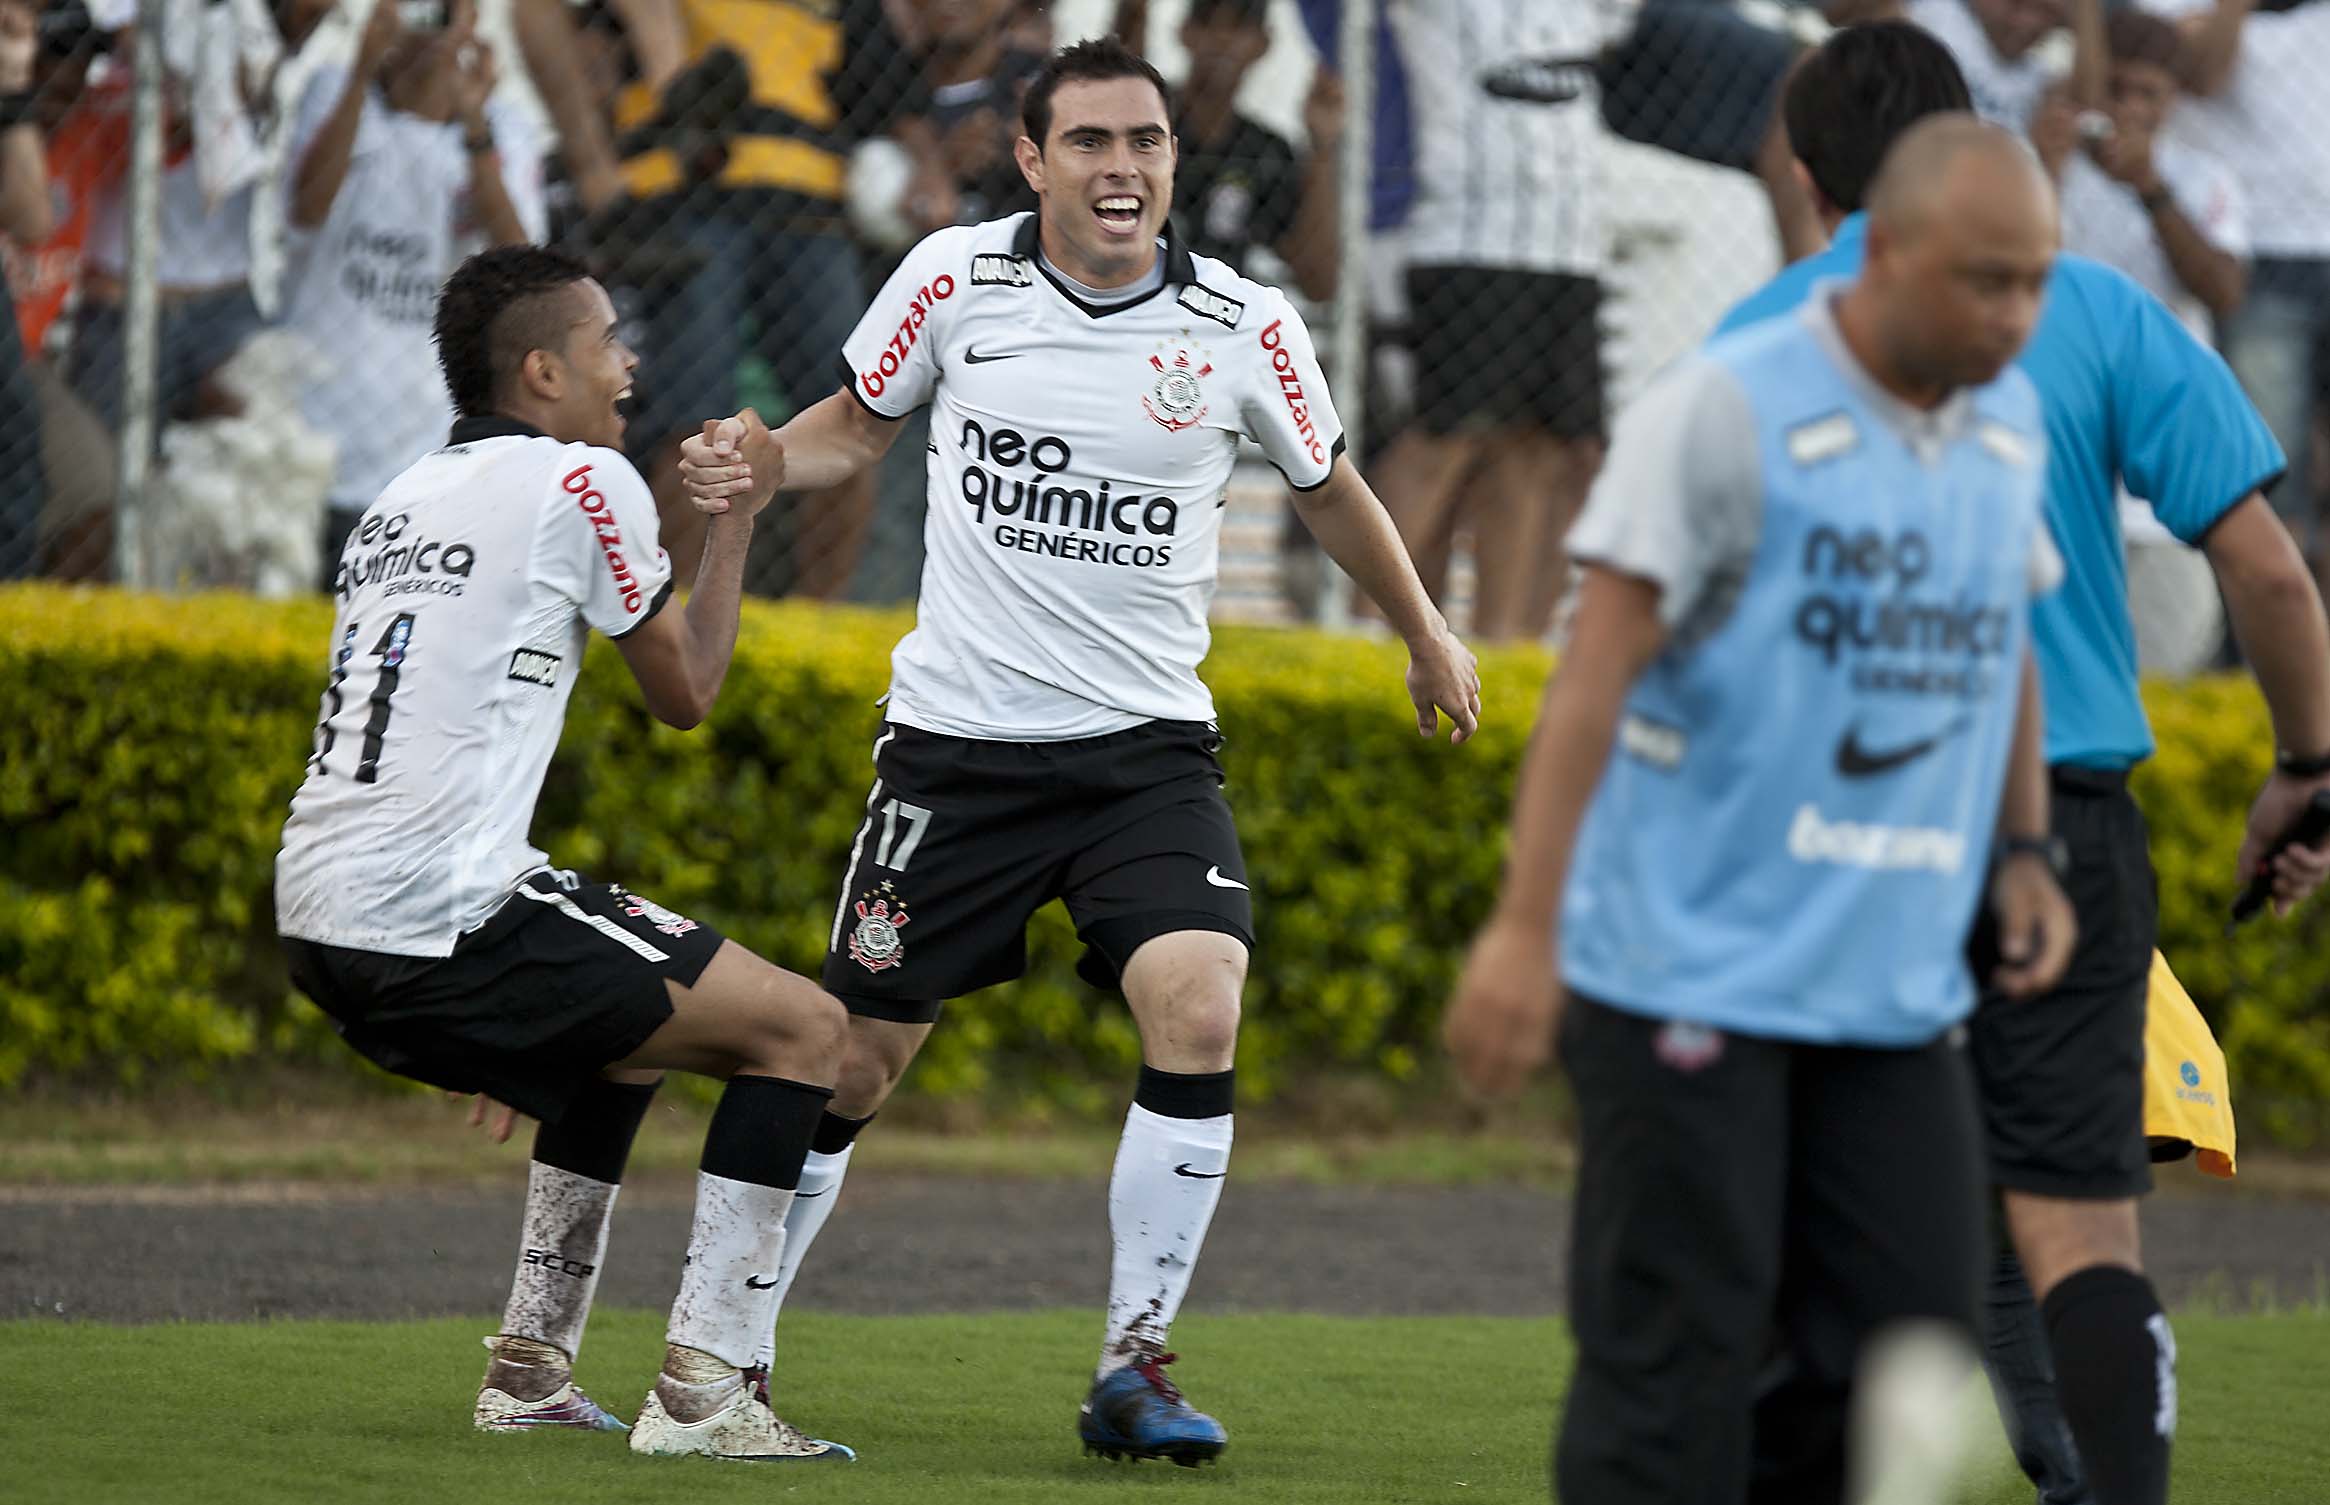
[844, 213, 1345, 740]
[275, 419, 674, 957]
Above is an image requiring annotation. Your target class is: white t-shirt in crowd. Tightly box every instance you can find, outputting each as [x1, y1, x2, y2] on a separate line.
[2060, 135, 2248, 344]
[1395, 0, 1615, 276]
[279, 66, 546, 509]
[276, 424, 674, 956]
[2141, 0, 2330, 259]
[841, 214, 1345, 741]
[87, 161, 257, 289]
[1907, 0, 2070, 129]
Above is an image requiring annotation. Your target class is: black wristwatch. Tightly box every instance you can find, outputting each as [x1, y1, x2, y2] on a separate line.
[2137, 185, 2174, 215]
[464, 130, 496, 155]
[0, 93, 33, 131]
[1997, 834, 2071, 882]
[2278, 748, 2330, 778]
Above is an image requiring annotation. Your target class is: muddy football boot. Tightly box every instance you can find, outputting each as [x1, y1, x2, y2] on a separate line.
[1078, 1352, 1226, 1466]
[628, 1381, 854, 1462]
[473, 1381, 629, 1433]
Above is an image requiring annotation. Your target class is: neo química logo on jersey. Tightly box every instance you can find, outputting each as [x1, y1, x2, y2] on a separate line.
[336, 510, 477, 600]
[1791, 524, 2012, 700]
[955, 419, 1182, 568]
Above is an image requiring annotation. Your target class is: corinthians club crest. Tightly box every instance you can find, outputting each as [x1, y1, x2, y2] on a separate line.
[848, 882, 911, 973]
[611, 885, 700, 938]
[1143, 339, 1213, 432]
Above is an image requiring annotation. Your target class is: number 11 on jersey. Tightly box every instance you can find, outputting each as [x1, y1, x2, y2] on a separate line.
[308, 613, 417, 783]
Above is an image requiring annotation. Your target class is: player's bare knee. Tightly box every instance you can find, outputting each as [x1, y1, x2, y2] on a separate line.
[775, 987, 851, 1076]
[721, 973, 847, 1081]
[1167, 993, 1241, 1067]
[1131, 961, 1244, 1070]
[832, 1043, 903, 1118]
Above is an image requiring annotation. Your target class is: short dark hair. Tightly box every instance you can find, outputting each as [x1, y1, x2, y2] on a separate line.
[434, 244, 595, 419]
[1784, 22, 1975, 215]
[2106, 9, 2184, 75]
[1021, 36, 1171, 147]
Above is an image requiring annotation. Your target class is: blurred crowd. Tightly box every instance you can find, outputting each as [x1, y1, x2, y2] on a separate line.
[1, 0, 2325, 663]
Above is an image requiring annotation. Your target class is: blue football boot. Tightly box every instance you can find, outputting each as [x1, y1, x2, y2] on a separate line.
[1078, 1352, 1226, 1467]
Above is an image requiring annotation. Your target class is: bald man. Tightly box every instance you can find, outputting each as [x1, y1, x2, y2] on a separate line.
[1720, 31, 2330, 1505]
[1446, 118, 2077, 1505]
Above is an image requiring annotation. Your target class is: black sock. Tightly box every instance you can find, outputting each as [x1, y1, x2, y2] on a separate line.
[1134, 1064, 1236, 1119]
[700, 1074, 833, 1190]
[532, 1077, 660, 1184]
[811, 1109, 875, 1157]
[2041, 1265, 2174, 1505]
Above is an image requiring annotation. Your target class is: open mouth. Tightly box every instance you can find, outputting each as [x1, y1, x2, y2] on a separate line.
[613, 386, 634, 428]
[1093, 196, 1142, 235]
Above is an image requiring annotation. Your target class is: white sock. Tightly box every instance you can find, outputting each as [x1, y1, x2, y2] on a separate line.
[667, 1170, 795, 1369]
[750, 1143, 854, 1371]
[497, 1162, 618, 1360]
[1098, 1104, 1233, 1379]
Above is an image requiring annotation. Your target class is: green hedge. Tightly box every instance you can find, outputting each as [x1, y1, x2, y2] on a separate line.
[3, 585, 2325, 1138]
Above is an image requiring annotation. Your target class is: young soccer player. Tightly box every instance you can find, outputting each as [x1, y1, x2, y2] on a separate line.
[277, 244, 854, 1463]
[678, 37, 1481, 1466]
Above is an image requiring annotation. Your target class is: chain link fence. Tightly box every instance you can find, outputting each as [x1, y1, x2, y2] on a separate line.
[2, 0, 2322, 654]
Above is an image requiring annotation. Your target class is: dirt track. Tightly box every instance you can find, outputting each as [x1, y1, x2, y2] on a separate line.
[5, 1172, 2324, 1323]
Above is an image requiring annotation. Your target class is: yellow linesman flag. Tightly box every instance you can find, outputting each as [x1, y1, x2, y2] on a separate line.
[2143, 950, 2236, 1178]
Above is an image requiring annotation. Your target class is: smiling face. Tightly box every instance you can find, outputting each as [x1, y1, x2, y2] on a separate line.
[530, 279, 637, 449]
[1016, 74, 1177, 288]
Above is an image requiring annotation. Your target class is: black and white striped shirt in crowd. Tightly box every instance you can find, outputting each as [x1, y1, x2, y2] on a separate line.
[1394, 0, 1625, 278]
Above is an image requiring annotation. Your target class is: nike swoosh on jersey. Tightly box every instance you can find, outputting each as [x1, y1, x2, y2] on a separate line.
[1834, 718, 1971, 778]
[1173, 1163, 1228, 1179]
[744, 1275, 779, 1290]
[961, 348, 1023, 365]
[1205, 866, 1249, 890]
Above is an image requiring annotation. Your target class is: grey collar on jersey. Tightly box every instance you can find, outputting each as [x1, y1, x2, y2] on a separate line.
[1040, 248, 1164, 307]
[448, 414, 548, 445]
[1012, 210, 1196, 319]
[1799, 282, 1975, 459]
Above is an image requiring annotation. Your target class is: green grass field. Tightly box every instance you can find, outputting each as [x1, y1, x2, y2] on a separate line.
[5, 1310, 2324, 1504]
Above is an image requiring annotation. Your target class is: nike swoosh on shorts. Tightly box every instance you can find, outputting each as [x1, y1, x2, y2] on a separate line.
[1205, 866, 1249, 890]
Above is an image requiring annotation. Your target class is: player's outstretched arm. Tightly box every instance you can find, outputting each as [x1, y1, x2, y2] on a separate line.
[612, 470, 767, 729]
[681, 391, 904, 515]
[1292, 455, 1482, 742]
[1444, 566, 1665, 1097]
[2206, 495, 2330, 907]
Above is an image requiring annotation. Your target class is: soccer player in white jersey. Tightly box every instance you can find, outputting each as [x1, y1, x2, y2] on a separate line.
[275, 245, 858, 1464]
[678, 37, 1481, 1468]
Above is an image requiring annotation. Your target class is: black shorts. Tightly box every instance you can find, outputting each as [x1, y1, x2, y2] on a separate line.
[1598, 0, 1802, 172]
[282, 870, 721, 1124]
[820, 720, 1255, 1023]
[1968, 769, 2157, 1201]
[1556, 996, 1985, 1503]
[1406, 267, 1605, 438]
